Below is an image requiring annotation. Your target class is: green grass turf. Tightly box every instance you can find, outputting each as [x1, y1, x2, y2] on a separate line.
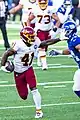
[0, 23, 80, 120]
[0, 53, 80, 120]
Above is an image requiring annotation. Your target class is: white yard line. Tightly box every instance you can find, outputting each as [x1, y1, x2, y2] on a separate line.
[38, 81, 73, 85]
[44, 85, 66, 88]
[34, 65, 77, 69]
[0, 102, 80, 110]
[0, 81, 73, 87]
[0, 81, 8, 83]
[0, 65, 77, 71]
[0, 84, 15, 87]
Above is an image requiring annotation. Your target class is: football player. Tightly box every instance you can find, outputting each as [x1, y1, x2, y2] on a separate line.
[49, 0, 74, 56]
[50, 0, 80, 56]
[50, 0, 73, 37]
[8, 0, 37, 28]
[1, 26, 61, 118]
[27, 0, 60, 70]
[62, 19, 80, 98]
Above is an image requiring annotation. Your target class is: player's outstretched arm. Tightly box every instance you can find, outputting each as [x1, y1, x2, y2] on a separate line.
[1, 48, 15, 66]
[39, 38, 61, 48]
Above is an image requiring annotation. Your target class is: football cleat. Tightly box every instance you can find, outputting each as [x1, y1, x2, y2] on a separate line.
[42, 64, 48, 70]
[49, 49, 61, 56]
[35, 110, 43, 118]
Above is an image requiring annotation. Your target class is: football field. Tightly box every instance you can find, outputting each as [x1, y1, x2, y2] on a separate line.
[0, 23, 80, 120]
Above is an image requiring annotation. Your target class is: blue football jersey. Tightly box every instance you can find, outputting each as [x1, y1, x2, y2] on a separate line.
[54, 4, 74, 27]
[67, 35, 80, 68]
[57, 5, 66, 15]
[68, 7, 74, 15]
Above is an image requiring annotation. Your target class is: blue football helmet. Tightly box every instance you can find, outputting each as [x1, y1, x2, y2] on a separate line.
[63, 0, 71, 5]
[62, 20, 77, 38]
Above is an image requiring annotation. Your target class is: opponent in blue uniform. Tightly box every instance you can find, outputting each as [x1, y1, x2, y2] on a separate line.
[49, 0, 74, 56]
[56, 0, 73, 27]
[62, 19, 80, 97]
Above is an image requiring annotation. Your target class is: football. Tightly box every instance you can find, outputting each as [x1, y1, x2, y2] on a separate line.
[5, 60, 14, 72]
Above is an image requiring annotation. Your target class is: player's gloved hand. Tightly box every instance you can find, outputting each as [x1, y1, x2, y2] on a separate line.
[53, 26, 57, 32]
[1, 61, 14, 73]
[60, 29, 68, 40]
[1, 66, 10, 73]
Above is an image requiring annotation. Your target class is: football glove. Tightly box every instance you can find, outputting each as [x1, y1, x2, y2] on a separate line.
[1, 66, 10, 73]
[1, 61, 14, 73]
[60, 29, 69, 40]
[53, 26, 57, 32]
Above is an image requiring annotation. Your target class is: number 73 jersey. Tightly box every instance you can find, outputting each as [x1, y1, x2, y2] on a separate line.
[12, 37, 41, 73]
[32, 6, 55, 31]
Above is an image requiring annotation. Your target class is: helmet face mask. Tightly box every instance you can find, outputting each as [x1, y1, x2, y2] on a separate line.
[20, 26, 35, 46]
[27, 34, 35, 44]
[29, 0, 36, 3]
[38, 0, 48, 10]
[63, 0, 71, 8]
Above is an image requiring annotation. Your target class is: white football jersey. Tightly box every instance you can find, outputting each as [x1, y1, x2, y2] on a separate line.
[32, 6, 55, 31]
[12, 37, 41, 73]
[19, 0, 37, 22]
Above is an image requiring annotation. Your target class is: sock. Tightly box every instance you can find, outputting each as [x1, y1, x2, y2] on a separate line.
[37, 53, 41, 66]
[57, 50, 63, 54]
[40, 56, 47, 68]
[31, 89, 41, 110]
[38, 49, 47, 68]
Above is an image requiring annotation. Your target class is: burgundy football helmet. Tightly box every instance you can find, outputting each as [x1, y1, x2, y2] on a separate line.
[20, 26, 35, 45]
